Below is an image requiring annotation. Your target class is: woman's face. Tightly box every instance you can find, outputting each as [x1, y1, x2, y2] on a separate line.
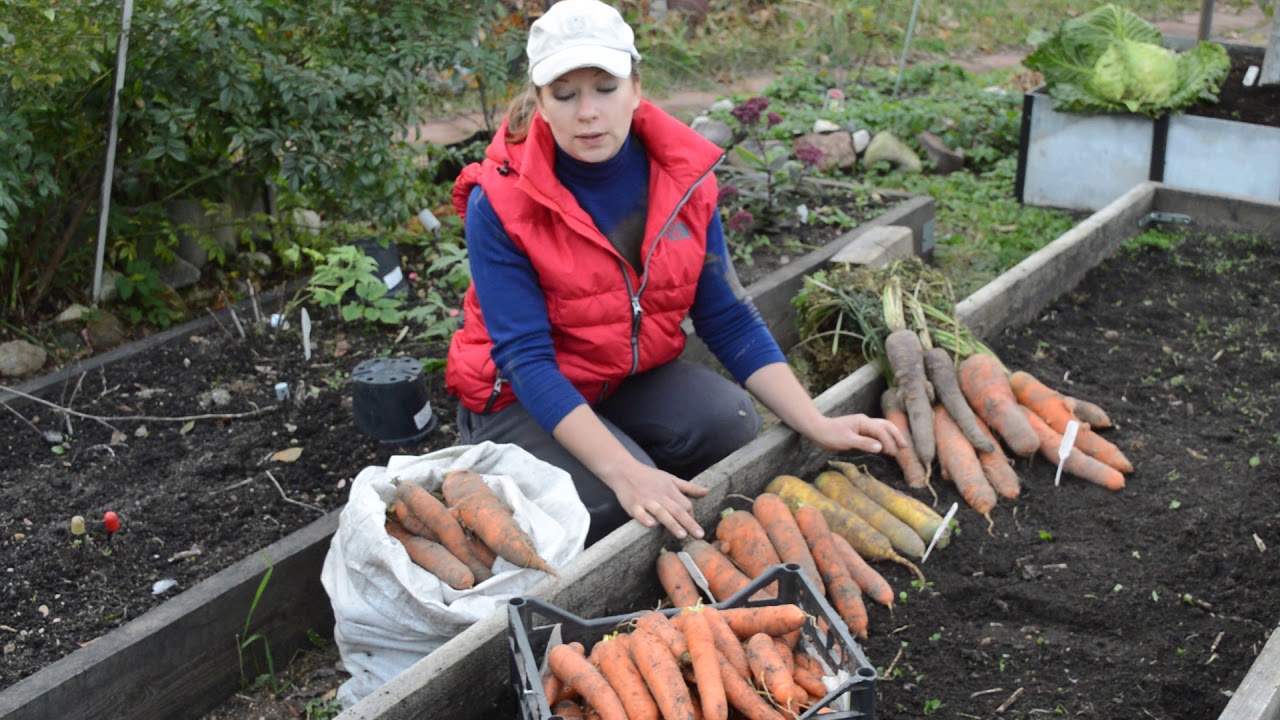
[536, 67, 640, 164]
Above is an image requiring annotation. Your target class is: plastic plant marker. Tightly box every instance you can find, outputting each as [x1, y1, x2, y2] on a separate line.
[1054, 420, 1081, 487]
[103, 511, 120, 534]
[677, 550, 716, 603]
[921, 502, 959, 563]
[301, 308, 313, 361]
[70, 516, 86, 536]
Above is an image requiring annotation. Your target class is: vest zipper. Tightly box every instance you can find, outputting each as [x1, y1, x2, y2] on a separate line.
[481, 372, 504, 414]
[623, 156, 725, 375]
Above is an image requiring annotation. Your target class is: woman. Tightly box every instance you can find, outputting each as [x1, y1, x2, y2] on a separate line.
[446, 0, 904, 546]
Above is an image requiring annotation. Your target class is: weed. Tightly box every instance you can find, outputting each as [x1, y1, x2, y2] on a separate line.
[237, 559, 284, 694]
[923, 698, 943, 714]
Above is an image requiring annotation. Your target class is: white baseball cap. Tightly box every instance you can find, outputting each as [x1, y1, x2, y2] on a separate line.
[527, 0, 641, 87]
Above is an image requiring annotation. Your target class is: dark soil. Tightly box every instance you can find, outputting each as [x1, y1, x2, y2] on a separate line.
[844, 228, 1280, 718]
[1186, 46, 1280, 128]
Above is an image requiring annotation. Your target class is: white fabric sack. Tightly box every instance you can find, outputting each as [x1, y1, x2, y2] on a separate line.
[321, 441, 589, 708]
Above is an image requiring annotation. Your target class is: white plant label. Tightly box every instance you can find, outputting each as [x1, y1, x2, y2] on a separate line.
[678, 551, 716, 604]
[921, 502, 959, 563]
[301, 308, 313, 362]
[1055, 419, 1081, 487]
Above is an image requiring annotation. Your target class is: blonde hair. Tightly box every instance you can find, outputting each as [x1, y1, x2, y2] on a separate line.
[502, 68, 642, 144]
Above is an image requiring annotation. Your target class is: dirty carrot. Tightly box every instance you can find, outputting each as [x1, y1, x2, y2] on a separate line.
[384, 518, 475, 590]
[934, 403, 998, 521]
[751, 493, 825, 596]
[717, 649, 785, 720]
[594, 634, 660, 720]
[716, 604, 808, 640]
[699, 606, 750, 680]
[813, 469, 927, 558]
[925, 346, 996, 453]
[388, 498, 438, 541]
[792, 663, 828, 702]
[548, 643, 628, 720]
[1021, 406, 1126, 491]
[880, 388, 930, 488]
[657, 548, 703, 608]
[1009, 369, 1078, 433]
[956, 353, 1040, 457]
[884, 330, 937, 471]
[830, 533, 894, 609]
[682, 538, 773, 602]
[827, 460, 949, 550]
[972, 415, 1021, 500]
[629, 626, 698, 720]
[681, 609, 728, 720]
[394, 478, 489, 577]
[635, 611, 689, 664]
[552, 699, 586, 720]
[1064, 394, 1113, 428]
[442, 470, 557, 575]
[745, 632, 807, 712]
[1070, 423, 1134, 474]
[766, 475, 924, 583]
[715, 508, 783, 581]
[793, 504, 869, 639]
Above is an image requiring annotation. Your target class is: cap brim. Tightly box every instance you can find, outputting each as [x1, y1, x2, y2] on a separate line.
[530, 46, 632, 86]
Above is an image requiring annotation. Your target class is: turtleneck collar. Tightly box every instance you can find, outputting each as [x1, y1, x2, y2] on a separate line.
[553, 134, 643, 186]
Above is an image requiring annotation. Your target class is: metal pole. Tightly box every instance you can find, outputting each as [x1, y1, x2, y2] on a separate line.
[1197, 0, 1215, 41]
[92, 0, 134, 309]
[894, 0, 924, 97]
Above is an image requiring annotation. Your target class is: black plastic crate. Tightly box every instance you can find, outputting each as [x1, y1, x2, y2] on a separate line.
[507, 563, 876, 720]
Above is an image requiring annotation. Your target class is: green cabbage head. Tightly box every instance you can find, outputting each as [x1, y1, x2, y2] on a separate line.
[1092, 40, 1179, 113]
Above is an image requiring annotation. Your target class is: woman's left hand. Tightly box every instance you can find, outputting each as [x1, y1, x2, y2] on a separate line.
[806, 413, 906, 456]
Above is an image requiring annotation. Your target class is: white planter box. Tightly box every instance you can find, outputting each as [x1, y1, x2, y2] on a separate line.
[1016, 42, 1280, 212]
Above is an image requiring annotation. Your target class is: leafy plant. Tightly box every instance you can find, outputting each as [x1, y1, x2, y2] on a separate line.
[1023, 3, 1231, 116]
[114, 259, 181, 328]
[305, 244, 406, 325]
[236, 561, 281, 693]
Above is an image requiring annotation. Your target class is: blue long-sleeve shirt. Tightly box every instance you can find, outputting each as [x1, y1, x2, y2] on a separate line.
[464, 134, 785, 434]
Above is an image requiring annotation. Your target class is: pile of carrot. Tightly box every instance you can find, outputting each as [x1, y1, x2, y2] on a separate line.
[383, 469, 556, 590]
[538, 602, 844, 720]
[654, 464, 948, 642]
[868, 276, 1133, 522]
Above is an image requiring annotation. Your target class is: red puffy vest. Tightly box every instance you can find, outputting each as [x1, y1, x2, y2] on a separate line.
[446, 100, 724, 415]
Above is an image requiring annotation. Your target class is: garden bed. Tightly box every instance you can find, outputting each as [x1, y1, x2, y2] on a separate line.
[0, 190, 932, 719]
[343, 182, 1280, 720]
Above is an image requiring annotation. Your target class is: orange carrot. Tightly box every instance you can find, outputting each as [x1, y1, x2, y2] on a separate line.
[956, 353, 1040, 457]
[552, 699, 586, 720]
[717, 649, 785, 720]
[830, 533, 894, 609]
[716, 604, 807, 640]
[657, 548, 703, 608]
[1021, 406, 1126, 491]
[701, 606, 750, 680]
[635, 611, 689, 665]
[681, 609, 728, 720]
[925, 346, 996, 453]
[394, 478, 489, 578]
[548, 643, 628, 720]
[388, 499, 438, 541]
[468, 533, 497, 573]
[884, 327, 937, 471]
[1012, 374, 1133, 473]
[1064, 394, 1113, 428]
[972, 415, 1021, 500]
[629, 626, 697, 720]
[594, 634, 660, 720]
[793, 663, 828, 702]
[933, 404, 998, 517]
[384, 518, 475, 590]
[715, 509, 783, 581]
[880, 388, 930, 488]
[442, 470, 557, 575]
[682, 538, 774, 602]
[793, 505, 868, 639]
[745, 632, 807, 712]
[751, 493, 825, 596]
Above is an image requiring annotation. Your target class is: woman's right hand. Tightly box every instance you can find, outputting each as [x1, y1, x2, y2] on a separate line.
[606, 462, 709, 541]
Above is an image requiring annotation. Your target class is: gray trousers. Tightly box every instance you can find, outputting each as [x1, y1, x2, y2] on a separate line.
[457, 360, 762, 546]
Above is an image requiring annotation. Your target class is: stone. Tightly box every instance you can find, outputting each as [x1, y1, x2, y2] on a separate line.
[56, 304, 92, 324]
[97, 269, 122, 304]
[292, 208, 323, 233]
[154, 255, 203, 291]
[812, 119, 841, 133]
[917, 131, 965, 174]
[863, 131, 922, 173]
[0, 340, 47, 377]
[852, 129, 872, 154]
[690, 115, 733, 148]
[709, 98, 735, 113]
[86, 309, 128, 352]
[792, 131, 857, 172]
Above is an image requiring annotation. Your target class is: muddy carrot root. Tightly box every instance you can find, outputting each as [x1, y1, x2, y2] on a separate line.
[957, 353, 1040, 457]
[657, 548, 703, 608]
[827, 460, 949, 550]
[594, 634, 660, 720]
[813, 470, 927, 558]
[752, 493, 825, 596]
[1021, 406, 1126, 491]
[548, 643, 628, 720]
[442, 470, 557, 575]
[384, 518, 476, 589]
[715, 508, 783, 582]
[880, 388, 931, 488]
[972, 415, 1022, 500]
[925, 346, 996, 453]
